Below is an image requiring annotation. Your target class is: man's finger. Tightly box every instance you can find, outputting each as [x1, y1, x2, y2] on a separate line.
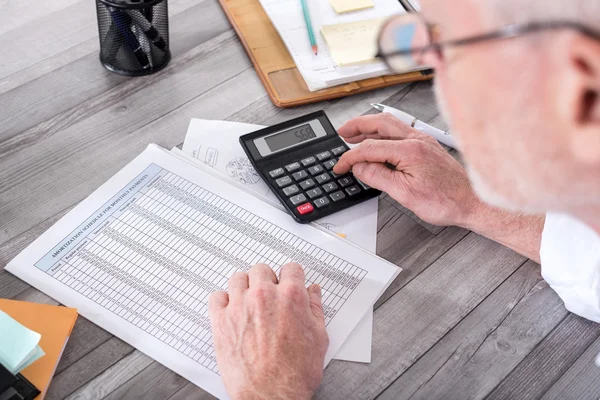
[333, 139, 410, 174]
[351, 162, 406, 198]
[337, 113, 415, 143]
[228, 271, 249, 294]
[278, 262, 305, 285]
[307, 284, 326, 322]
[248, 263, 278, 286]
[208, 291, 229, 316]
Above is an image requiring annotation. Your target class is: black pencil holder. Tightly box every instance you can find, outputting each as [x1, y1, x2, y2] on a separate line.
[96, 0, 171, 76]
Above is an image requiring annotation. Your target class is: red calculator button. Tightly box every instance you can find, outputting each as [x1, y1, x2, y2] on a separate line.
[297, 203, 314, 215]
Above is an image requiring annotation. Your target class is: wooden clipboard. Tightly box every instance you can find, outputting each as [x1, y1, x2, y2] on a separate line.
[218, 0, 432, 108]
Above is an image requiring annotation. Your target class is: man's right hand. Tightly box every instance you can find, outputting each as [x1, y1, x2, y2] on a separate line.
[334, 113, 482, 228]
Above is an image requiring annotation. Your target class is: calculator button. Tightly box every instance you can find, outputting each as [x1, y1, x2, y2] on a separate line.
[314, 196, 330, 208]
[282, 185, 299, 196]
[275, 176, 292, 187]
[356, 178, 372, 190]
[300, 179, 316, 190]
[269, 168, 285, 178]
[331, 171, 343, 179]
[322, 182, 339, 193]
[345, 185, 362, 196]
[306, 188, 323, 199]
[301, 156, 316, 167]
[331, 146, 347, 156]
[308, 165, 324, 175]
[330, 190, 346, 202]
[289, 193, 307, 205]
[338, 177, 354, 187]
[292, 170, 309, 181]
[285, 162, 301, 172]
[315, 173, 331, 184]
[296, 203, 314, 215]
[316, 151, 332, 161]
[323, 159, 337, 170]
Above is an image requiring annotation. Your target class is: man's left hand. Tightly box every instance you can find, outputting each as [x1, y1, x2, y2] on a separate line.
[209, 263, 329, 400]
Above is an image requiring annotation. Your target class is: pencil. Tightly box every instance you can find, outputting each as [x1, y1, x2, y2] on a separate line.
[300, 0, 318, 55]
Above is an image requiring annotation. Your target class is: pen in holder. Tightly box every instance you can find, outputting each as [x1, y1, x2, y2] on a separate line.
[96, 0, 171, 76]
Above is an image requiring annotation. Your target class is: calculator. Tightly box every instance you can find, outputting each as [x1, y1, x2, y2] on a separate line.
[239, 111, 381, 223]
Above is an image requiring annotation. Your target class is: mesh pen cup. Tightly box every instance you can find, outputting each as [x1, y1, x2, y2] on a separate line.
[96, 0, 171, 76]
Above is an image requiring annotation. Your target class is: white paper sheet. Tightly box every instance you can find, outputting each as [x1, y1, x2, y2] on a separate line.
[180, 119, 378, 362]
[6, 144, 400, 399]
[258, 0, 406, 90]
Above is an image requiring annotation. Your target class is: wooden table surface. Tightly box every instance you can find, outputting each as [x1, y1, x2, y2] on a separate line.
[2, 0, 600, 399]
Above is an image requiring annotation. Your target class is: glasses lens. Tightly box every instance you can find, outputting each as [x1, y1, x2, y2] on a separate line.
[378, 14, 430, 72]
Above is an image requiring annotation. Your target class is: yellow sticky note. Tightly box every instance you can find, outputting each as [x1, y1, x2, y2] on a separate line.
[329, 0, 374, 13]
[321, 18, 385, 66]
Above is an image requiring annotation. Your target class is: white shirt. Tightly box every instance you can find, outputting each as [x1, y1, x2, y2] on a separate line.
[541, 213, 600, 322]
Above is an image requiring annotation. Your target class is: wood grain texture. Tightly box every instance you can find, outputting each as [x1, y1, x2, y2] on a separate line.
[2, 1, 597, 398]
[316, 234, 527, 399]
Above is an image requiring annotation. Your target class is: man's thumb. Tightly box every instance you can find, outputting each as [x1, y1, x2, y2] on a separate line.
[308, 284, 325, 321]
[352, 162, 395, 192]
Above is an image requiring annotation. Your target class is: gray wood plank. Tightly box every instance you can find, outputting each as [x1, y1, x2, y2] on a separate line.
[487, 313, 600, 400]
[167, 382, 217, 400]
[375, 225, 469, 308]
[0, 0, 81, 36]
[0, 31, 251, 240]
[382, 193, 446, 235]
[48, 338, 134, 400]
[381, 261, 569, 400]
[0, 206, 71, 295]
[103, 362, 189, 400]
[315, 233, 527, 399]
[377, 261, 542, 400]
[0, 0, 230, 148]
[64, 351, 154, 400]
[541, 335, 600, 400]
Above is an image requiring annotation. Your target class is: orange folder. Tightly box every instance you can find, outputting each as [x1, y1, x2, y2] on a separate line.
[0, 299, 78, 400]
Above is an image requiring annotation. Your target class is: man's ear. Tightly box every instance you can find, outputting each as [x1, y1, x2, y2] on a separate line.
[560, 32, 600, 165]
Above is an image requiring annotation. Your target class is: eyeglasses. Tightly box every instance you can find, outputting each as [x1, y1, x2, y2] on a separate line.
[376, 14, 600, 73]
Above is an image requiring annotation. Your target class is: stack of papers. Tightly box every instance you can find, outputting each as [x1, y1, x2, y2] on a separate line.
[180, 119, 380, 363]
[258, 0, 407, 91]
[6, 137, 400, 399]
[0, 311, 44, 375]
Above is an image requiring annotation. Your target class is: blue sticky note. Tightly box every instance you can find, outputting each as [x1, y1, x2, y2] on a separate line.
[0, 311, 45, 374]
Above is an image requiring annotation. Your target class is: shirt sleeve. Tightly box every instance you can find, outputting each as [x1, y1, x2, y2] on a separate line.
[540, 213, 600, 323]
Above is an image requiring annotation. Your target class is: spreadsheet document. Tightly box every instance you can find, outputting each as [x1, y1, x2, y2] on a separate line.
[7, 144, 400, 399]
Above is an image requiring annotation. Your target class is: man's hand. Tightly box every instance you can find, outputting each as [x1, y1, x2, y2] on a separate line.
[208, 263, 329, 400]
[334, 113, 480, 227]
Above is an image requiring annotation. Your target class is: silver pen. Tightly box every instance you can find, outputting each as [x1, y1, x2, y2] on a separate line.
[371, 103, 459, 150]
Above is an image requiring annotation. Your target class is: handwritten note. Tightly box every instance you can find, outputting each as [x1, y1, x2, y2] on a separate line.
[328, 0, 374, 14]
[320, 18, 385, 66]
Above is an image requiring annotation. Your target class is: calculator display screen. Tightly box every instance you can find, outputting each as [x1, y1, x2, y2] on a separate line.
[264, 124, 317, 152]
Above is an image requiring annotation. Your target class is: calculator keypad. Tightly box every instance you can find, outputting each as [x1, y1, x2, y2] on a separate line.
[306, 188, 323, 199]
[323, 159, 336, 170]
[285, 162, 301, 172]
[267, 144, 373, 219]
[314, 197, 330, 208]
[316, 151, 331, 161]
[289, 193, 307, 205]
[299, 179, 315, 190]
[292, 170, 309, 181]
[276, 176, 292, 187]
[315, 173, 331, 184]
[330, 191, 346, 202]
[283, 185, 299, 196]
[301, 156, 316, 167]
[322, 182, 338, 193]
[269, 168, 285, 178]
[308, 165, 324, 175]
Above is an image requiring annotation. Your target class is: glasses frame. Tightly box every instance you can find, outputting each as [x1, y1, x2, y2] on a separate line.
[376, 17, 600, 72]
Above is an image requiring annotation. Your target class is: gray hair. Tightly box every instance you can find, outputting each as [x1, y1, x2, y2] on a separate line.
[485, 1, 600, 27]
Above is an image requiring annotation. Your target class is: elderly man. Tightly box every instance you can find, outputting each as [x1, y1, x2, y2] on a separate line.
[208, 1, 600, 398]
